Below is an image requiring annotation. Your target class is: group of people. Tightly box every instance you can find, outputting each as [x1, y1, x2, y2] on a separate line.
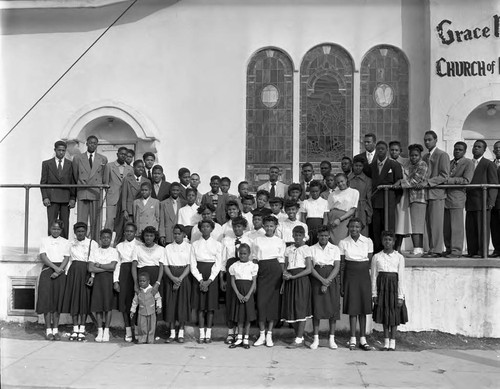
[36, 130, 500, 349]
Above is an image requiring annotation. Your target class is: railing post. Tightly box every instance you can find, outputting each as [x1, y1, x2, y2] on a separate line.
[98, 187, 103, 235]
[384, 187, 389, 231]
[482, 186, 489, 259]
[24, 185, 30, 254]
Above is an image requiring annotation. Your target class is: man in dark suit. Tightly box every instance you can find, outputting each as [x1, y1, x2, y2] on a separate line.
[40, 140, 76, 238]
[103, 146, 133, 230]
[354, 133, 377, 176]
[299, 162, 314, 200]
[491, 141, 500, 257]
[443, 142, 474, 258]
[151, 165, 171, 202]
[370, 141, 403, 253]
[142, 152, 156, 181]
[73, 135, 108, 240]
[465, 140, 499, 258]
[177, 167, 191, 204]
[421, 130, 449, 258]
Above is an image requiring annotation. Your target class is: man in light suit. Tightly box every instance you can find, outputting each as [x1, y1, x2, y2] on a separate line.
[354, 133, 377, 176]
[159, 182, 182, 246]
[491, 141, 500, 257]
[103, 146, 133, 230]
[73, 135, 108, 240]
[258, 166, 288, 199]
[40, 140, 76, 238]
[421, 130, 449, 258]
[465, 140, 498, 258]
[443, 142, 474, 258]
[121, 160, 147, 223]
[151, 165, 171, 202]
[369, 141, 403, 253]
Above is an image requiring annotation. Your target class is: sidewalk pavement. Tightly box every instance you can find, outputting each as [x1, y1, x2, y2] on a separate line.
[1, 337, 499, 388]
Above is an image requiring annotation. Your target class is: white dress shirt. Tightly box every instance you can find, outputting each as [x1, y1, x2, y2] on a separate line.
[252, 235, 286, 263]
[114, 239, 138, 282]
[300, 197, 329, 218]
[221, 235, 252, 270]
[190, 222, 223, 242]
[242, 211, 254, 230]
[132, 243, 166, 268]
[178, 204, 201, 226]
[327, 187, 359, 211]
[371, 251, 405, 299]
[190, 237, 222, 282]
[164, 241, 192, 266]
[276, 219, 309, 243]
[366, 150, 375, 164]
[69, 238, 98, 263]
[285, 244, 312, 270]
[53, 157, 65, 169]
[40, 236, 70, 263]
[245, 228, 266, 243]
[229, 260, 258, 281]
[338, 235, 373, 262]
[310, 242, 341, 266]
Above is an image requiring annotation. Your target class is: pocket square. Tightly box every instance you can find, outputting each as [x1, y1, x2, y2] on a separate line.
[388, 169, 392, 173]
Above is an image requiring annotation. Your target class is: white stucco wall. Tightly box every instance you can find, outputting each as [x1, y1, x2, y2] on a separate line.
[0, 0, 432, 248]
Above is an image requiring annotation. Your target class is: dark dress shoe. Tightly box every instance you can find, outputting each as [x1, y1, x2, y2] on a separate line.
[472, 255, 482, 259]
[422, 253, 439, 258]
[488, 252, 500, 258]
[444, 253, 462, 258]
[53, 333, 61, 341]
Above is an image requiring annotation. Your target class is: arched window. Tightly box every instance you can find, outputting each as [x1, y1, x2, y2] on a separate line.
[360, 45, 409, 150]
[246, 48, 294, 191]
[300, 44, 354, 165]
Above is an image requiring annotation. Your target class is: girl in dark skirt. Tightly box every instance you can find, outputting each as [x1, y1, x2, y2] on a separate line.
[190, 220, 222, 343]
[252, 215, 286, 347]
[339, 218, 374, 351]
[299, 181, 329, 246]
[62, 222, 99, 342]
[114, 222, 138, 342]
[220, 216, 251, 344]
[281, 226, 313, 348]
[37, 220, 70, 341]
[163, 224, 192, 343]
[309, 226, 341, 350]
[88, 229, 118, 342]
[228, 243, 258, 349]
[371, 231, 408, 351]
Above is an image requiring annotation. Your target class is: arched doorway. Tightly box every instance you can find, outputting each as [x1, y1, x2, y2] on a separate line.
[462, 100, 500, 160]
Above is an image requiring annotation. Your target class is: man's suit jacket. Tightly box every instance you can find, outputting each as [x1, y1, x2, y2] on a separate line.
[159, 197, 181, 242]
[354, 151, 375, 176]
[121, 175, 147, 214]
[201, 192, 231, 224]
[104, 161, 133, 206]
[40, 158, 76, 203]
[258, 181, 288, 198]
[423, 147, 449, 200]
[299, 180, 314, 201]
[133, 197, 160, 231]
[495, 164, 500, 210]
[445, 157, 474, 209]
[152, 181, 171, 202]
[73, 152, 108, 201]
[466, 158, 499, 211]
[370, 158, 403, 209]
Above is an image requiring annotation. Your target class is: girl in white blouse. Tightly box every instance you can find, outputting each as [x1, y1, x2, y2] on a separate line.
[281, 226, 313, 348]
[132, 226, 164, 296]
[339, 218, 374, 351]
[190, 219, 222, 343]
[88, 229, 118, 342]
[177, 188, 201, 240]
[36, 220, 70, 341]
[114, 222, 138, 342]
[62, 222, 99, 342]
[252, 215, 286, 347]
[371, 231, 408, 351]
[327, 174, 359, 245]
[190, 204, 223, 242]
[276, 200, 309, 246]
[300, 180, 329, 245]
[163, 224, 192, 344]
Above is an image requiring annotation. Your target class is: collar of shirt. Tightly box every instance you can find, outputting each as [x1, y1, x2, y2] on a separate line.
[142, 197, 150, 205]
[429, 147, 437, 157]
[135, 175, 141, 182]
[366, 150, 375, 159]
[349, 172, 367, 182]
[346, 234, 369, 244]
[86, 151, 94, 159]
[181, 184, 191, 189]
[473, 156, 483, 166]
[140, 284, 153, 292]
[377, 157, 387, 166]
[54, 157, 64, 167]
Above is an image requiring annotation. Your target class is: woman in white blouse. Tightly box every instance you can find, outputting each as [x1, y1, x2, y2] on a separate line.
[252, 215, 286, 347]
[339, 218, 374, 351]
[190, 219, 222, 343]
[62, 222, 99, 342]
[131, 226, 164, 295]
[114, 222, 138, 342]
[163, 224, 192, 344]
[36, 220, 70, 341]
[326, 174, 360, 245]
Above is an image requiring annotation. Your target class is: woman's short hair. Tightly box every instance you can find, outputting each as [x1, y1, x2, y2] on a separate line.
[262, 215, 278, 225]
[73, 222, 88, 232]
[197, 203, 216, 214]
[347, 217, 365, 230]
[141, 226, 159, 242]
[197, 219, 215, 230]
[408, 143, 424, 154]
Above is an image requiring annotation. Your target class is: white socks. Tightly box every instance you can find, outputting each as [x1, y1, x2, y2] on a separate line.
[178, 329, 184, 338]
[384, 338, 390, 348]
[360, 336, 367, 345]
[170, 329, 176, 339]
[46, 328, 52, 335]
[125, 327, 132, 337]
[206, 328, 212, 339]
[234, 334, 243, 346]
[294, 337, 303, 343]
[389, 339, 396, 350]
[79, 325, 85, 333]
[73, 325, 79, 333]
[350, 336, 357, 345]
[52, 328, 58, 335]
[199, 328, 206, 339]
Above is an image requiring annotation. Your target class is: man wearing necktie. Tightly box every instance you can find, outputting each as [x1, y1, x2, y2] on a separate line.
[300, 162, 314, 200]
[72, 135, 108, 240]
[142, 152, 156, 182]
[257, 166, 288, 203]
[40, 140, 76, 238]
[354, 133, 377, 176]
[489, 140, 500, 257]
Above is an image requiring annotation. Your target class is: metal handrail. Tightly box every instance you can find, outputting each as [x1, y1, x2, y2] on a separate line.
[378, 183, 500, 259]
[0, 184, 109, 254]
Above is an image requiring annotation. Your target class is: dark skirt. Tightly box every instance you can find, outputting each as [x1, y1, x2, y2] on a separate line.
[281, 268, 312, 322]
[90, 271, 114, 312]
[225, 257, 238, 321]
[36, 263, 66, 314]
[138, 265, 160, 289]
[372, 272, 408, 326]
[62, 261, 90, 316]
[192, 262, 219, 311]
[342, 260, 372, 315]
[117, 262, 134, 313]
[306, 218, 324, 246]
[163, 265, 191, 322]
[310, 265, 340, 320]
[229, 280, 256, 323]
[256, 259, 282, 322]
